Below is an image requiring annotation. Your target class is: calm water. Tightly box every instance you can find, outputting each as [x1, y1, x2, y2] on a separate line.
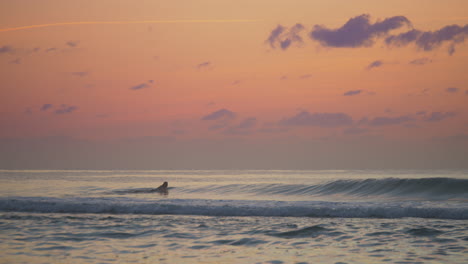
[1, 170, 467, 263]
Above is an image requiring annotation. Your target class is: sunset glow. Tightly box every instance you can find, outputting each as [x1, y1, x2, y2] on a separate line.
[1, 0, 467, 169]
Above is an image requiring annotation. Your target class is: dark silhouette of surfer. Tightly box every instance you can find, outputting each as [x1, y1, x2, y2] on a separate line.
[154, 181, 168, 195]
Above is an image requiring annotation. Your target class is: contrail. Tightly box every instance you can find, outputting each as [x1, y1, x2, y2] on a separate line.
[0, 19, 260, 33]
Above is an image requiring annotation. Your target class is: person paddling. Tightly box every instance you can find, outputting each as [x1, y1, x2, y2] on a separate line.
[154, 181, 168, 194]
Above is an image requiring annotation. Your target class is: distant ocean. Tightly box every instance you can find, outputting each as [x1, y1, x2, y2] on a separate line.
[1, 170, 467, 263]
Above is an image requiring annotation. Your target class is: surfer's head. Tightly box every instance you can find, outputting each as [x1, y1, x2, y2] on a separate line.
[162, 182, 168, 188]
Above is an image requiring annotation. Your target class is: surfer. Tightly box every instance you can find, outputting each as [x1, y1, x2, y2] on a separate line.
[154, 181, 168, 195]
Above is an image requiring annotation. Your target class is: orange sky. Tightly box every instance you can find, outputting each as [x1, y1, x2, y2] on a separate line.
[0, 0, 467, 169]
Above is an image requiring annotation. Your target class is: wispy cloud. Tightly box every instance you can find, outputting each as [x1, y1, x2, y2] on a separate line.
[129, 80, 153, 91]
[202, 109, 236, 121]
[424, 111, 456, 122]
[266, 23, 305, 50]
[343, 90, 362, 96]
[366, 60, 384, 70]
[280, 111, 353, 127]
[0, 45, 14, 54]
[40, 104, 53, 111]
[55, 104, 78, 114]
[445, 87, 459, 93]
[409, 57, 432, 65]
[66, 41, 79, 47]
[365, 115, 414, 126]
[196, 61, 212, 69]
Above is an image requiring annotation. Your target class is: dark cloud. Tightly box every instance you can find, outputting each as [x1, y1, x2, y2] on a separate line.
[266, 23, 305, 50]
[0, 45, 14, 54]
[343, 90, 362, 96]
[71, 71, 89, 77]
[366, 115, 414, 126]
[409, 57, 432, 65]
[66, 41, 79, 48]
[202, 109, 236, 121]
[386, 24, 468, 55]
[424, 111, 456, 122]
[366, 60, 383, 70]
[310, 14, 411, 48]
[446, 87, 459, 93]
[129, 83, 150, 91]
[40, 104, 53, 111]
[196, 61, 211, 69]
[280, 111, 353, 127]
[55, 104, 78, 114]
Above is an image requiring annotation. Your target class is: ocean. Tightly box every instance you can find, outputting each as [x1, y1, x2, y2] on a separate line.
[0, 170, 467, 263]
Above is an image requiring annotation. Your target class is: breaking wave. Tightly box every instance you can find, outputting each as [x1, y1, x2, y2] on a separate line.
[174, 177, 468, 200]
[0, 196, 467, 220]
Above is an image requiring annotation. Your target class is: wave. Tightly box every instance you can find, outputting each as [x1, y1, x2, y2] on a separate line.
[174, 177, 468, 200]
[1, 197, 467, 220]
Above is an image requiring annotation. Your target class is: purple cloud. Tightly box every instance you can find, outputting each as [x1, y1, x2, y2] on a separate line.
[386, 24, 468, 55]
[196, 61, 211, 69]
[367, 60, 383, 70]
[343, 90, 362, 96]
[424, 111, 456, 122]
[0, 45, 13, 54]
[202, 109, 236, 121]
[41, 104, 53, 111]
[130, 82, 150, 90]
[445, 87, 459, 93]
[409, 57, 432, 65]
[310, 14, 411, 48]
[280, 111, 353, 127]
[66, 41, 79, 48]
[367, 115, 414, 126]
[55, 104, 78, 114]
[266, 23, 305, 50]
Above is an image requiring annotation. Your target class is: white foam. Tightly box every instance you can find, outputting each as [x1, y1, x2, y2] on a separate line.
[1, 197, 467, 220]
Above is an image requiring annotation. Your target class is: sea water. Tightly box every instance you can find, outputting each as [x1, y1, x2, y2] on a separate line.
[0, 170, 467, 263]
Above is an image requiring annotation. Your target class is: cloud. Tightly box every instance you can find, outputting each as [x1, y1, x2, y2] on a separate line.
[466, 90, 468, 95]
[54, 104, 78, 114]
[445, 87, 459, 93]
[310, 14, 411, 48]
[224, 117, 258, 135]
[266, 23, 305, 50]
[366, 60, 383, 70]
[71, 71, 89, 77]
[40, 104, 53, 111]
[0, 45, 13, 54]
[343, 90, 362, 96]
[45, 47, 57, 53]
[196, 61, 212, 69]
[129, 80, 153, 91]
[202, 109, 236, 121]
[409, 57, 432, 65]
[386, 24, 468, 55]
[366, 115, 414, 126]
[280, 111, 353, 127]
[66, 41, 79, 47]
[424, 111, 456, 122]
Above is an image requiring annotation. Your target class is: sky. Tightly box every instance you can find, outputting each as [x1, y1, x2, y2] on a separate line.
[1, 0, 468, 169]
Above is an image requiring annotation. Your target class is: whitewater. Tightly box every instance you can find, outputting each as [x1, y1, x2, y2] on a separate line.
[1, 170, 467, 263]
